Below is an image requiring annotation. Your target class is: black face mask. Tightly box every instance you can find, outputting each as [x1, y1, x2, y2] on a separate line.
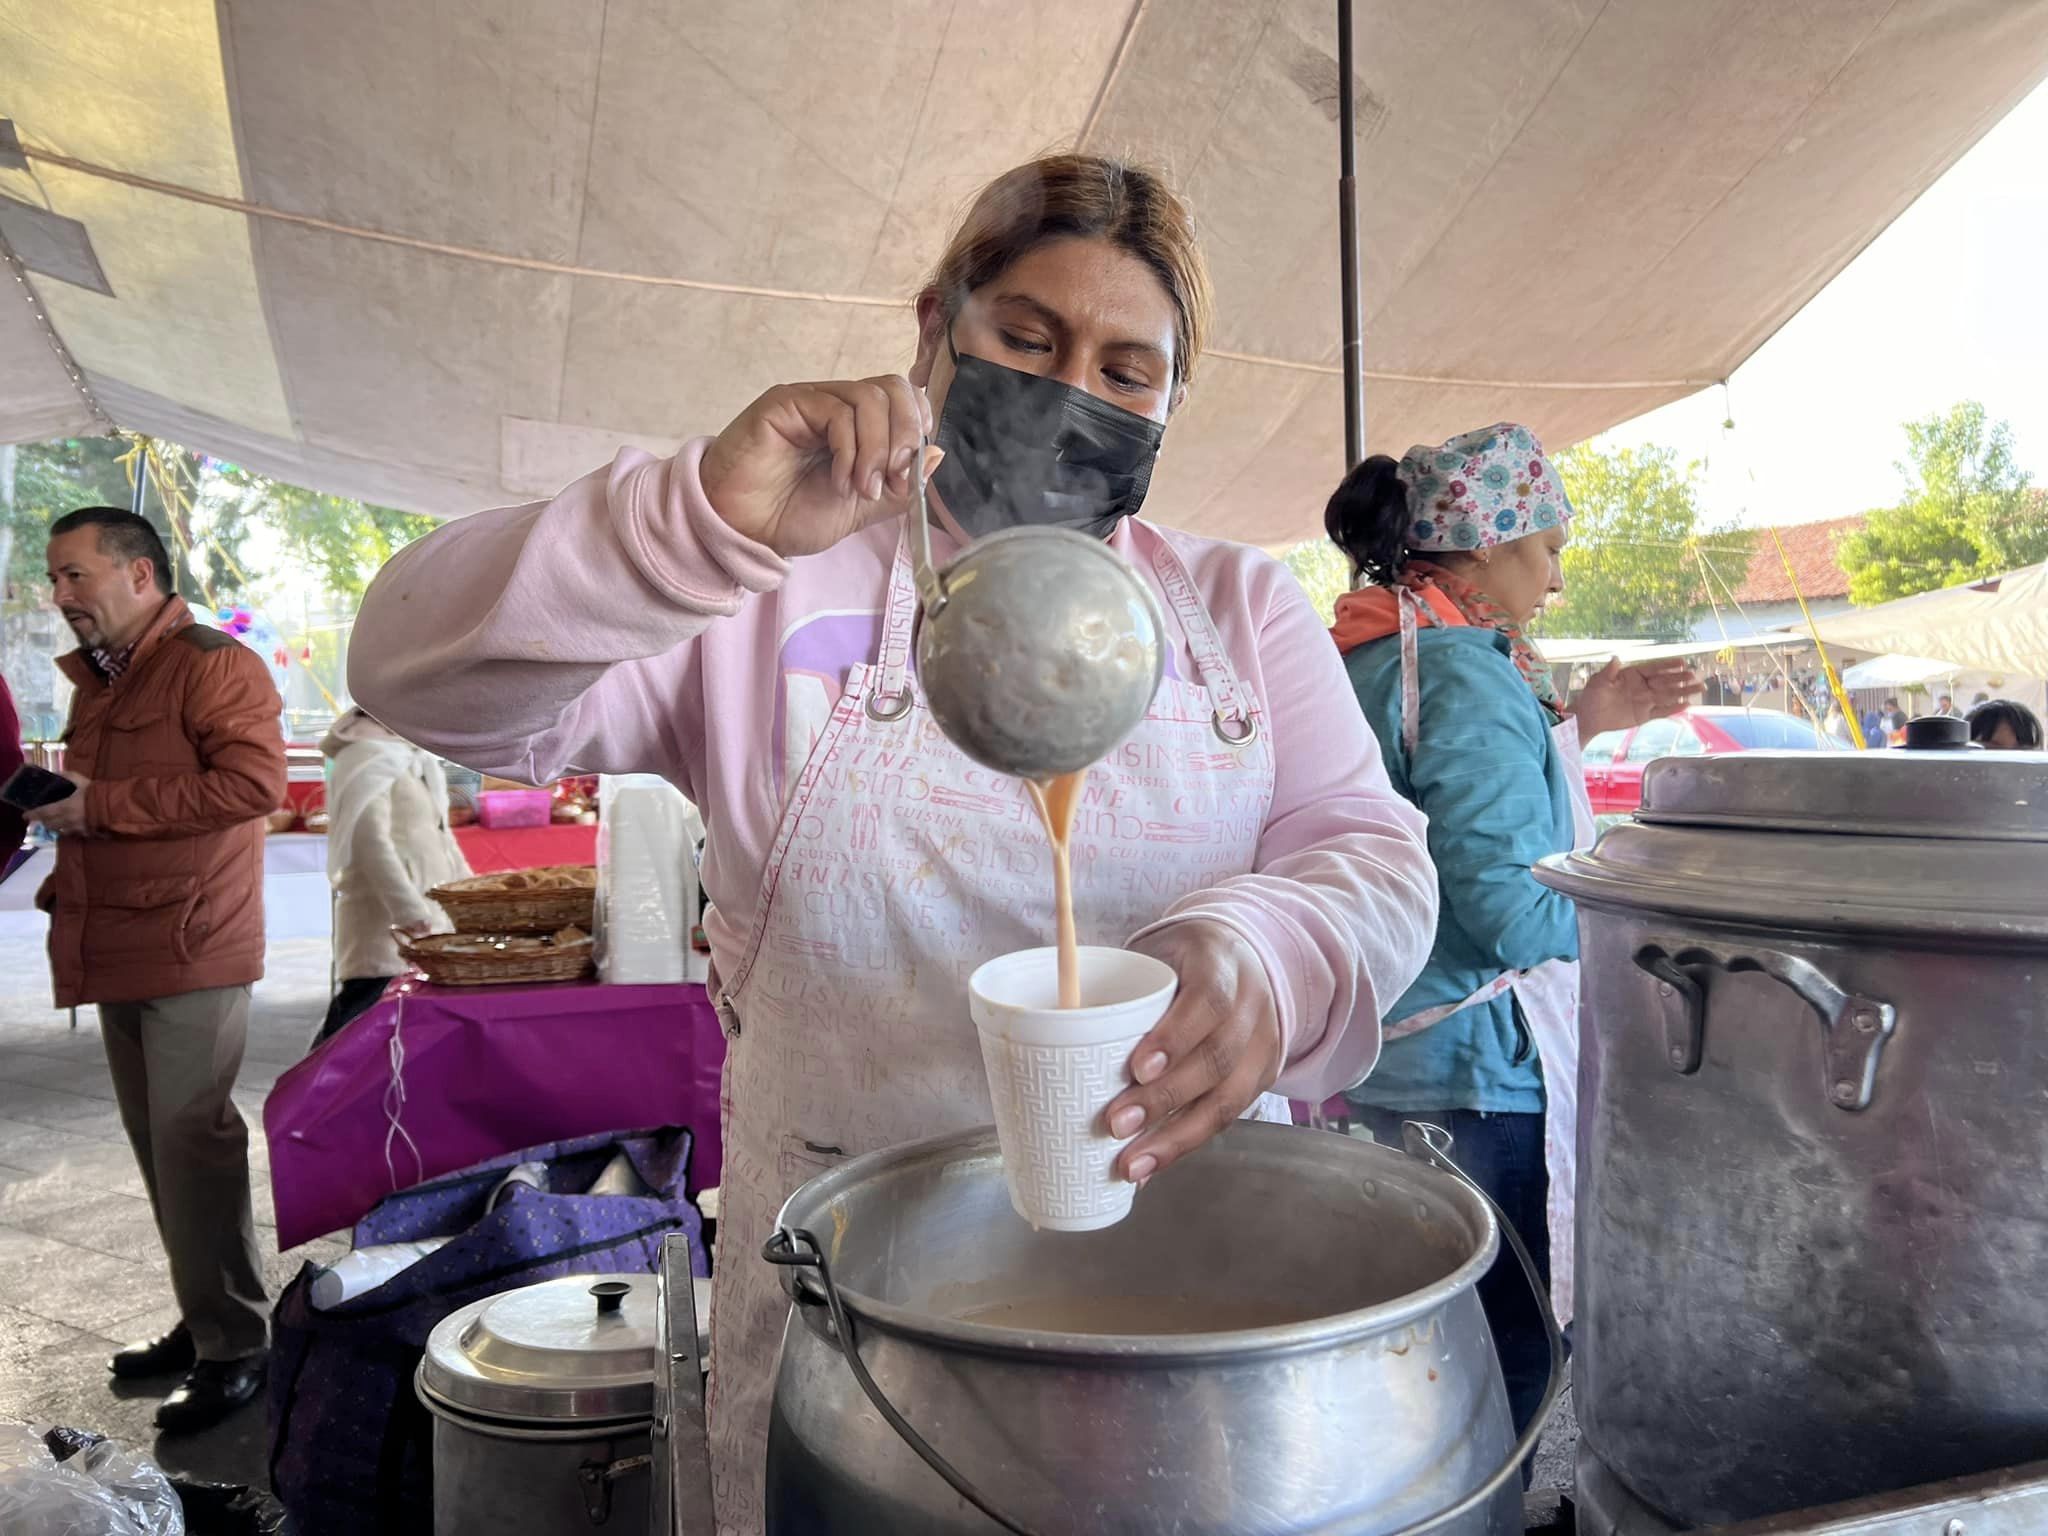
[930, 337, 1166, 540]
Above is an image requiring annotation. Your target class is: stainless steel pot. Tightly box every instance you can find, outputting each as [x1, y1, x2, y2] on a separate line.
[416, 1270, 710, 1535]
[1536, 747, 2048, 1529]
[762, 1121, 1556, 1536]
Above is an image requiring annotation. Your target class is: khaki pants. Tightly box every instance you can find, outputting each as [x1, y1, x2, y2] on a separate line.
[100, 985, 269, 1361]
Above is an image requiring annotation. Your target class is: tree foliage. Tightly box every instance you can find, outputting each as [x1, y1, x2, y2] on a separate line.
[1281, 538, 1349, 621]
[1535, 443, 1751, 641]
[207, 466, 436, 602]
[4, 434, 435, 615]
[1837, 402, 2043, 604]
[3, 436, 133, 609]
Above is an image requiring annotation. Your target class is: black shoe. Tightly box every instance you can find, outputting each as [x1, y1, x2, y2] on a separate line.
[108, 1323, 195, 1380]
[154, 1354, 267, 1434]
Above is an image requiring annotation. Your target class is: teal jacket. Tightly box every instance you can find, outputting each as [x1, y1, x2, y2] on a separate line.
[1342, 626, 1579, 1114]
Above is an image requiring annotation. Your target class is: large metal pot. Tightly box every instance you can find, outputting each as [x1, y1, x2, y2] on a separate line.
[762, 1121, 1544, 1535]
[1536, 747, 2048, 1530]
[417, 1270, 709, 1535]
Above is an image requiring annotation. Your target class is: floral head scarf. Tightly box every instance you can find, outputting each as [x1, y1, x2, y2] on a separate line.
[1398, 423, 1571, 553]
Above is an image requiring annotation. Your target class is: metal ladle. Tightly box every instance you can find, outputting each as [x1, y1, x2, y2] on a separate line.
[893, 442, 1165, 780]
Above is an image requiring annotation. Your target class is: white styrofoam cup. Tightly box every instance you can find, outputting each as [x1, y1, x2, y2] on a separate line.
[969, 946, 1177, 1232]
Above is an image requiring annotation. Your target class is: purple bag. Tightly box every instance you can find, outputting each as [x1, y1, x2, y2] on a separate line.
[268, 1127, 707, 1536]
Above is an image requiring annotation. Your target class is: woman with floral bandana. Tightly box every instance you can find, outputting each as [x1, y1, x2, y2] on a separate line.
[1321, 423, 1699, 1462]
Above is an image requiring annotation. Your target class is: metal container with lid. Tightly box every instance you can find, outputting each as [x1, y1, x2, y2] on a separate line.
[1538, 747, 2048, 1532]
[417, 1270, 711, 1534]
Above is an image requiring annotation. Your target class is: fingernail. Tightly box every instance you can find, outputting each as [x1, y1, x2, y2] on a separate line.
[892, 445, 914, 474]
[1134, 1051, 1168, 1084]
[1127, 1154, 1157, 1185]
[865, 472, 884, 500]
[1109, 1105, 1144, 1138]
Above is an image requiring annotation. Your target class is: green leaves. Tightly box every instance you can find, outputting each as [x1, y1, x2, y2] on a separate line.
[1837, 402, 2042, 605]
[209, 466, 436, 601]
[1280, 538, 1350, 619]
[4, 435, 435, 613]
[1537, 443, 1751, 642]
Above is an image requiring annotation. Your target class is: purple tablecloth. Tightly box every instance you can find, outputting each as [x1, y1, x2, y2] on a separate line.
[263, 977, 725, 1249]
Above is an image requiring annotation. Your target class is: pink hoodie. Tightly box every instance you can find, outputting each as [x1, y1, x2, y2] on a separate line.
[347, 441, 1437, 1097]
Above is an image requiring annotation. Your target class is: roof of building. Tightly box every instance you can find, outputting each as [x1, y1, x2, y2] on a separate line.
[1725, 515, 1866, 606]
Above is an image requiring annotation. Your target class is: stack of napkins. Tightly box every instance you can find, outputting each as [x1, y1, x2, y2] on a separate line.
[595, 774, 702, 984]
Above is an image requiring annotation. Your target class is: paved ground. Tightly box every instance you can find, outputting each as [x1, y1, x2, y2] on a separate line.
[0, 920, 1578, 1508]
[0, 931, 343, 1492]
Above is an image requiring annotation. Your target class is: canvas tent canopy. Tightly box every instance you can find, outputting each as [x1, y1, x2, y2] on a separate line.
[1810, 563, 2048, 680]
[1837, 653, 1961, 690]
[1534, 633, 1809, 667]
[5, 0, 2048, 545]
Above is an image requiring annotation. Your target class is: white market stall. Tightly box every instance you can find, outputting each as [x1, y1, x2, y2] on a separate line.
[1810, 562, 2048, 681]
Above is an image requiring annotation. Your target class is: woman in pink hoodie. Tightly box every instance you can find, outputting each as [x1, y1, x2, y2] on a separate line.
[349, 154, 1437, 1530]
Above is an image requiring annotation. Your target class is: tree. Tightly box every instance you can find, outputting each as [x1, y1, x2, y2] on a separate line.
[1281, 538, 1349, 621]
[1535, 443, 1751, 641]
[206, 466, 436, 602]
[3, 435, 136, 612]
[1837, 402, 2043, 604]
[4, 434, 436, 613]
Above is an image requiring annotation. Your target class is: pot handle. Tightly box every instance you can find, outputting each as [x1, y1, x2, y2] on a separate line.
[1295, 1120, 1571, 1536]
[1633, 938, 1896, 1110]
[762, 1227, 1046, 1536]
[653, 1232, 716, 1536]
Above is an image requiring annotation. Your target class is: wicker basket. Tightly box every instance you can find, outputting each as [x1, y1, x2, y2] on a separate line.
[429, 864, 596, 934]
[397, 927, 594, 987]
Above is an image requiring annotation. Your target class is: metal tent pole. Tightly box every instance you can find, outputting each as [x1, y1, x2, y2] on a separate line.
[1337, 0, 1366, 468]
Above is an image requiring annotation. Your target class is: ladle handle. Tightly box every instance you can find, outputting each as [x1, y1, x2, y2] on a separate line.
[762, 1227, 1043, 1536]
[907, 435, 949, 619]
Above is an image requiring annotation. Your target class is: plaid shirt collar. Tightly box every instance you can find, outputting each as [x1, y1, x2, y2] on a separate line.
[86, 598, 180, 683]
[91, 639, 140, 681]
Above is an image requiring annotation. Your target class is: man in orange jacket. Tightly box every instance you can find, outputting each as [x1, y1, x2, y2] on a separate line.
[30, 506, 285, 1433]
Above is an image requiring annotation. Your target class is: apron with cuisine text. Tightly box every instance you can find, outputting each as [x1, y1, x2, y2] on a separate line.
[706, 520, 1281, 1534]
[1389, 590, 1593, 1324]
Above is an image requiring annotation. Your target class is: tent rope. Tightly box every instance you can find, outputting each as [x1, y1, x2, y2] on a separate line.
[19, 142, 1722, 393]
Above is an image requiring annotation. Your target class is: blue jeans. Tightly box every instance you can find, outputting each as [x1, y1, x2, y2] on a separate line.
[1349, 1107, 1553, 1449]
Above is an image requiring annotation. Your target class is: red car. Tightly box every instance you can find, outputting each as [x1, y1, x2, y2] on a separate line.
[1580, 706, 1843, 816]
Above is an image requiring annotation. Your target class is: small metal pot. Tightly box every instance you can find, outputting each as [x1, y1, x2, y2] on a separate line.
[417, 1271, 709, 1535]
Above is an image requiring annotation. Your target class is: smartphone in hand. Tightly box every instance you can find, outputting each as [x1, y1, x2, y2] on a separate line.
[0, 764, 77, 811]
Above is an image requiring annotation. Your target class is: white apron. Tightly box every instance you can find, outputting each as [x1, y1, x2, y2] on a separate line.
[1388, 590, 1593, 1324]
[706, 521, 1281, 1534]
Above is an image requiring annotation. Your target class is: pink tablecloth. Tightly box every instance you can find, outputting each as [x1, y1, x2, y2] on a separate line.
[263, 978, 725, 1249]
[453, 822, 598, 873]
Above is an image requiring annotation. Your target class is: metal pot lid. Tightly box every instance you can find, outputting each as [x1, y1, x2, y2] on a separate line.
[1636, 748, 2048, 842]
[419, 1272, 706, 1422]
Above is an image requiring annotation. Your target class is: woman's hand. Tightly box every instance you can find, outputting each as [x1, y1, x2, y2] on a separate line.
[700, 376, 938, 559]
[1568, 657, 1702, 741]
[1104, 921, 1282, 1185]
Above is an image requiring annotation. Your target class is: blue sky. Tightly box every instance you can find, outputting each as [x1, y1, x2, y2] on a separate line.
[1593, 78, 2048, 530]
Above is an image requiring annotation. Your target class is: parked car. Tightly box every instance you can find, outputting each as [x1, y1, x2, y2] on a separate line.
[1581, 706, 1843, 815]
